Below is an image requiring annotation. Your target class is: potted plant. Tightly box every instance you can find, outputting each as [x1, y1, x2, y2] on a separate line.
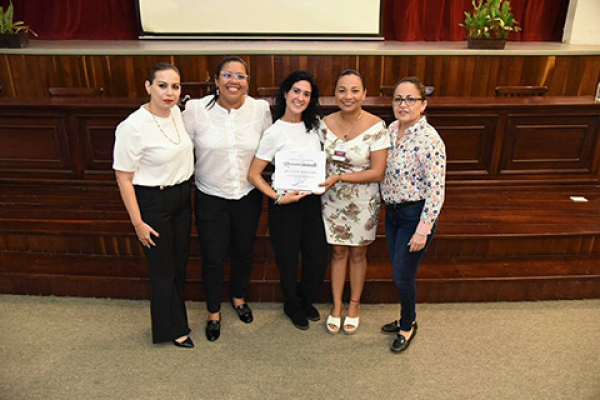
[461, 0, 520, 50]
[0, 1, 37, 48]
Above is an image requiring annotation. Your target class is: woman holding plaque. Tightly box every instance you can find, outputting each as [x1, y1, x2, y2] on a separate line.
[182, 56, 272, 342]
[248, 71, 327, 330]
[319, 69, 390, 335]
[380, 76, 445, 353]
[113, 63, 195, 348]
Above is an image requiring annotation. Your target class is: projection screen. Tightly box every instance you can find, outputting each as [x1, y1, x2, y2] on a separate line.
[137, 0, 383, 38]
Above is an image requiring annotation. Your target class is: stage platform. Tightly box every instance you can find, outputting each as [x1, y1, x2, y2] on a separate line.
[0, 96, 599, 302]
[1, 40, 600, 56]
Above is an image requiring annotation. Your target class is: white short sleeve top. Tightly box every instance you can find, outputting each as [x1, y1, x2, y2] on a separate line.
[113, 105, 194, 186]
[255, 119, 322, 186]
[182, 95, 272, 200]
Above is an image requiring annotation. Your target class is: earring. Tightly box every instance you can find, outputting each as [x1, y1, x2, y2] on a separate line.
[216, 88, 220, 96]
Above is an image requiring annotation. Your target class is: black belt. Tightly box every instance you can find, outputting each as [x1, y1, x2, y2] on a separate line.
[135, 180, 190, 191]
[385, 200, 425, 212]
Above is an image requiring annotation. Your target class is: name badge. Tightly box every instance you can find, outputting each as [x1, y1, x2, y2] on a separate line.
[332, 143, 347, 162]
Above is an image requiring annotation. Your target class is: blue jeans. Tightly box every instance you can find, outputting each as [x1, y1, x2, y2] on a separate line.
[385, 201, 437, 331]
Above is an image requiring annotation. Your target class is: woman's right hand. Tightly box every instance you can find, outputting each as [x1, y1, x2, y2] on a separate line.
[280, 190, 309, 204]
[135, 222, 160, 248]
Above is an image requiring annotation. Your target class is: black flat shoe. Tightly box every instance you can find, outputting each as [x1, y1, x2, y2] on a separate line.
[231, 301, 253, 324]
[205, 320, 221, 342]
[381, 320, 401, 335]
[390, 322, 418, 353]
[172, 336, 195, 348]
[303, 304, 320, 322]
[285, 309, 309, 330]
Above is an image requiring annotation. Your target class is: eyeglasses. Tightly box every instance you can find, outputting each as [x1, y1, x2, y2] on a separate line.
[393, 96, 424, 106]
[219, 72, 249, 81]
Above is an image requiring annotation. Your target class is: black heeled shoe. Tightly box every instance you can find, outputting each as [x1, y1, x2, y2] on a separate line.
[172, 336, 195, 348]
[205, 320, 221, 342]
[231, 300, 253, 324]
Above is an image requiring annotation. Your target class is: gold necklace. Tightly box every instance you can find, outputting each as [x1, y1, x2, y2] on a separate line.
[342, 111, 363, 140]
[149, 107, 181, 145]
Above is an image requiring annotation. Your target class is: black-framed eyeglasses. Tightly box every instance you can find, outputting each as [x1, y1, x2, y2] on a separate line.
[393, 96, 424, 106]
[219, 72, 250, 81]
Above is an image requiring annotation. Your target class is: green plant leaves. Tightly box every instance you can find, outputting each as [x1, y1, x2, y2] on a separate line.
[0, 1, 37, 36]
[461, 0, 521, 40]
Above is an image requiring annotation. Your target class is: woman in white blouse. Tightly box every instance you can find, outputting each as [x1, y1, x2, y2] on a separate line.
[183, 56, 272, 342]
[113, 63, 195, 348]
[380, 76, 446, 353]
[248, 71, 327, 330]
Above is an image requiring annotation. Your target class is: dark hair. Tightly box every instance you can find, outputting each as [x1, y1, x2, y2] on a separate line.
[333, 69, 365, 93]
[273, 71, 321, 132]
[206, 56, 250, 109]
[394, 76, 427, 99]
[147, 63, 180, 84]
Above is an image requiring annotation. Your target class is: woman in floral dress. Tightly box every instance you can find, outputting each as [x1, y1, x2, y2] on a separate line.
[320, 69, 390, 334]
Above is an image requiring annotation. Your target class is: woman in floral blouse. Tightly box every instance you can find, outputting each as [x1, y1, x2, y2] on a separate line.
[380, 76, 446, 353]
[320, 70, 390, 334]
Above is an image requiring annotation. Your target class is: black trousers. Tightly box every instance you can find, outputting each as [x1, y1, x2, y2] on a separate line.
[135, 180, 192, 344]
[268, 195, 328, 314]
[194, 188, 262, 313]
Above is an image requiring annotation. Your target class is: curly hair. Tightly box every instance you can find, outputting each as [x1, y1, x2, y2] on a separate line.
[272, 70, 321, 132]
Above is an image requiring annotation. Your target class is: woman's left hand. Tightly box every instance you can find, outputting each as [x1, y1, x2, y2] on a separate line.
[408, 232, 427, 253]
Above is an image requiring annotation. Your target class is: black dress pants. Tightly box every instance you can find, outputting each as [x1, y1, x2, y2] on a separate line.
[194, 188, 262, 314]
[268, 195, 327, 314]
[135, 180, 192, 344]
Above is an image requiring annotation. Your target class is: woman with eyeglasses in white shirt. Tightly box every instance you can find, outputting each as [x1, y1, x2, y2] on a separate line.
[182, 56, 272, 342]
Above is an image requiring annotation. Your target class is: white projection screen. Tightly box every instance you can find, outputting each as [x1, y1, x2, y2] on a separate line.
[137, 0, 383, 38]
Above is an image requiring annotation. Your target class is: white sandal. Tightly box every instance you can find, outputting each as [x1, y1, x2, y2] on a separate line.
[343, 316, 360, 335]
[344, 298, 360, 335]
[325, 314, 341, 334]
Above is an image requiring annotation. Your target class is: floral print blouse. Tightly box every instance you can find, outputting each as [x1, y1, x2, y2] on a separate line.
[381, 117, 446, 234]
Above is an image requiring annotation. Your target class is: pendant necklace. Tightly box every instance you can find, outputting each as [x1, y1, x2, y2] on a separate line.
[342, 111, 362, 140]
[149, 105, 181, 145]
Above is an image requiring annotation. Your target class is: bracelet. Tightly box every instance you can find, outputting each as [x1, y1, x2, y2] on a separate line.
[274, 193, 284, 205]
[338, 174, 343, 183]
[415, 230, 428, 236]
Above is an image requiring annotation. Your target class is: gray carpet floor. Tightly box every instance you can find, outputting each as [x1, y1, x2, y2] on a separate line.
[1, 295, 599, 400]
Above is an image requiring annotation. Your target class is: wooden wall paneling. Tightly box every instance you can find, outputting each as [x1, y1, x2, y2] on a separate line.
[0, 111, 75, 180]
[1, 54, 600, 98]
[50, 55, 89, 89]
[0, 55, 11, 97]
[548, 57, 571, 96]
[8, 55, 36, 97]
[358, 55, 383, 97]
[428, 113, 498, 177]
[248, 55, 276, 96]
[519, 57, 552, 88]
[500, 114, 598, 176]
[74, 110, 131, 180]
[382, 55, 410, 89]
[173, 55, 209, 87]
[578, 56, 600, 96]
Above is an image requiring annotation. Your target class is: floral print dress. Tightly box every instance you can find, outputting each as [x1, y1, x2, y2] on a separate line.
[320, 119, 390, 246]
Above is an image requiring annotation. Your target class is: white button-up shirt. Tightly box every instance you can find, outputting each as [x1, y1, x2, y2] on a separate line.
[183, 95, 272, 199]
